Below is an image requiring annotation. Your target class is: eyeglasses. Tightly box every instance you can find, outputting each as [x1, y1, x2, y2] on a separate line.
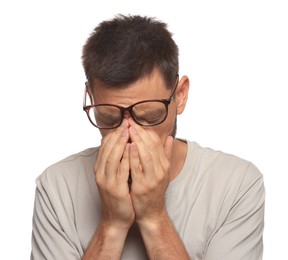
[83, 75, 179, 129]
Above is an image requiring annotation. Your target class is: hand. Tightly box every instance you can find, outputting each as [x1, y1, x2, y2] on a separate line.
[128, 119, 174, 226]
[94, 119, 135, 231]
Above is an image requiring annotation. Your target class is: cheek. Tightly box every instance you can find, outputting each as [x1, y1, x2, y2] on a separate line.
[154, 115, 177, 144]
[165, 106, 177, 132]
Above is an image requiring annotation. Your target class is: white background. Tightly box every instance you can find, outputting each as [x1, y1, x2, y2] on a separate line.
[0, 0, 287, 259]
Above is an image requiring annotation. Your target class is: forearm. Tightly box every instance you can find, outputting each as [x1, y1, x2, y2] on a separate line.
[138, 211, 190, 260]
[82, 221, 128, 260]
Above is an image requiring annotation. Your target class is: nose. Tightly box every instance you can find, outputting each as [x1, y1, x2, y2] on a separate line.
[123, 111, 136, 125]
[121, 111, 135, 128]
[123, 111, 132, 119]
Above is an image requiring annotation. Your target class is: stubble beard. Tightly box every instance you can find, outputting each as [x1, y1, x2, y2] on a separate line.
[170, 117, 177, 138]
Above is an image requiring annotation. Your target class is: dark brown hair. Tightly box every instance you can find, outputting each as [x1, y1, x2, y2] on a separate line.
[82, 14, 179, 89]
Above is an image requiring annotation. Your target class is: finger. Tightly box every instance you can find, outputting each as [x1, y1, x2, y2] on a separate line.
[95, 123, 126, 170]
[139, 125, 173, 172]
[129, 142, 143, 180]
[95, 120, 129, 177]
[129, 125, 154, 177]
[105, 128, 129, 176]
[129, 120, 166, 170]
[118, 143, 130, 183]
[94, 131, 114, 173]
[129, 119, 160, 154]
[129, 119, 150, 144]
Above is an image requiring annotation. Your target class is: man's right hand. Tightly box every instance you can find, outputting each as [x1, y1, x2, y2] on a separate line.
[94, 119, 135, 231]
[83, 120, 133, 259]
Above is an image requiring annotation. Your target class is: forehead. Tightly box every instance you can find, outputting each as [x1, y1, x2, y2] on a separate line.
[91, 70, 170, 105]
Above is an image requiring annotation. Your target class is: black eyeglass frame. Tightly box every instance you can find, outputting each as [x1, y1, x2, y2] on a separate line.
[83, 75, 179, 129]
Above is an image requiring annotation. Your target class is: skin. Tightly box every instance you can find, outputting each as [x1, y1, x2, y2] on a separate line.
[82, 69, 190, 259]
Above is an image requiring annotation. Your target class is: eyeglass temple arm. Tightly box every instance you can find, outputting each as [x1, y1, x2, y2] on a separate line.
[83, 82, 93, 108]
[170, 74, 179, 99]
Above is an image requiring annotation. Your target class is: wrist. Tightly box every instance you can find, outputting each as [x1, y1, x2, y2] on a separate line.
[99, 219, 131, 238]
[136, 209, 169, 234]
[82, 220, 130, 260]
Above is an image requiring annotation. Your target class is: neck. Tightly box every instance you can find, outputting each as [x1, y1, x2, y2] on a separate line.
[170, 139, 187, 181]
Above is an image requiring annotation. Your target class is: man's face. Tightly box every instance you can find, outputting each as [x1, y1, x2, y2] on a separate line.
[90, 69, 186, 145]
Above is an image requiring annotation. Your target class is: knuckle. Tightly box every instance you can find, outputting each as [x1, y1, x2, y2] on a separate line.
[106, 154, 115, 165]
[155, 171, 165, 183]
[95, 174, 103, 186]
[163, 160, 170, 173]
[143, 154, 152, 164]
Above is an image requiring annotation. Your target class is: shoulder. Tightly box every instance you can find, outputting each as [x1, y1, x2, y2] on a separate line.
[186, 140, 264, 224]
[36, 147, 99, 189]
[184, 141, 264, 207]
[188, 140, 263, 183]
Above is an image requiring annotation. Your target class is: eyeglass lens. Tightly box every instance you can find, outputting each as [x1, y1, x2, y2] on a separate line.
[88, 101, 167, 128]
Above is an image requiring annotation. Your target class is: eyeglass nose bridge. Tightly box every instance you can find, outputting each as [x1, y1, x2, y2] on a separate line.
[119, 103, 138, 123]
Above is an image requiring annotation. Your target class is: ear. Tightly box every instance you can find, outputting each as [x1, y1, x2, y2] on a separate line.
[175, 75, 190, 115]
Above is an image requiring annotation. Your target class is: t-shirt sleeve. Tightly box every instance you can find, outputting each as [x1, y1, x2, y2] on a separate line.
[30, 178, 83, 260]
[204, 163, 265, 260]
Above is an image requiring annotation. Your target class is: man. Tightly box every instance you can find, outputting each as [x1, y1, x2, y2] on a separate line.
[31, 15, 265, 259]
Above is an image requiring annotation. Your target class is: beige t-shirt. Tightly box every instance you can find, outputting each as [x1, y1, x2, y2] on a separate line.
[31, 141, 265, 260]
